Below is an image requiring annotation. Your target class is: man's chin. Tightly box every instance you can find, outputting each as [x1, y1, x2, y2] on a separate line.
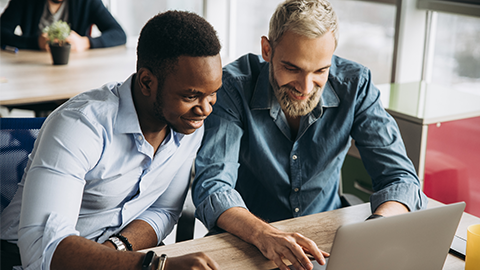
[280, 88, 323, 117]
[282, 103, 310, 117]
[169, 125, 198, 135]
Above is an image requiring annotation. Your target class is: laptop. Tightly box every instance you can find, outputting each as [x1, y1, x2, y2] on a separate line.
[276, 202, 466, 270]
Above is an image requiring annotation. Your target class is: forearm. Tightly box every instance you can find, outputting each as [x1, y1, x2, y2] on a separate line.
[216, 207, 272, 246]
[373, 201, 409, 216]
[51, 235, 145, 270]
[51, 219, 158, 269]
[115, 220, 158, 251]
[1, 31, 41, 49]
[88, 30, 126, 48]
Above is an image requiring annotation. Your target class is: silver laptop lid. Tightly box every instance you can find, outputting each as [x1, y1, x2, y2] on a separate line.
[323, 202, 466, 270]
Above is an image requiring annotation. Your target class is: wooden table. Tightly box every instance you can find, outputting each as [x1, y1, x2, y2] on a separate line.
[0, 45, 136, 115]
[143, 199, 479, 270]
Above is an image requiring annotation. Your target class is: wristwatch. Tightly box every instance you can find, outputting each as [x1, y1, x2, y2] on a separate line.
[108, 236, 126, 251]
[142, 251, 156, 270]
[157, 254, 167, 270]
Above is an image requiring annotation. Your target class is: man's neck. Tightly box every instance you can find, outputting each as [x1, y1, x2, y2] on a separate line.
[285, 113, 301, 140]
[131, 75, 169, 154]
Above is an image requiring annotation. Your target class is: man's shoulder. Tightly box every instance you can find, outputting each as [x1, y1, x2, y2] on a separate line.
[223, 54, 267, 81]
[67, 81, 120, 105]
[53, 81, 122, 123]
[329, 55, 370, 84]
[220, 54, 269, 101]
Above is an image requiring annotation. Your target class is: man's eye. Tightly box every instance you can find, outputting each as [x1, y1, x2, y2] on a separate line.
[316, 69, 327, 74]
[184, 96, 197, 101]
[284, 66, 298, 72]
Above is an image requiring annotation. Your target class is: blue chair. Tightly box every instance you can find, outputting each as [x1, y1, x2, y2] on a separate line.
[0, 117, 46, 213]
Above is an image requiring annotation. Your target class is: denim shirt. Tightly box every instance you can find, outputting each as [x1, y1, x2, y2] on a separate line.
[193, 54, 427, 230]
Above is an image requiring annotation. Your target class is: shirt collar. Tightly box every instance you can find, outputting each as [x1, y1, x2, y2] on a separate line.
[114, 74, 143, 135]
[114, 74, 184, 145]
[250, 63, 340, 119]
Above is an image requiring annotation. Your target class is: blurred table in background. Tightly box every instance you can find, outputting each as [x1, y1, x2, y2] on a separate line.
[0, 45, 136, 116]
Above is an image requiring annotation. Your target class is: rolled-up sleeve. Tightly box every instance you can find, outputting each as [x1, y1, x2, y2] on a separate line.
[17, 111, 102, 269]
[195, 189, 248, 230]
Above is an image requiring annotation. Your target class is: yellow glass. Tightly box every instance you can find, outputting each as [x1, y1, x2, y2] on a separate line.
[466, 224, 480, 270]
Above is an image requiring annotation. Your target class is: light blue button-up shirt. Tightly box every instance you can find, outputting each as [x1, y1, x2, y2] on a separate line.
[193, 54, 427, 230]
[1, 75, 203, 269]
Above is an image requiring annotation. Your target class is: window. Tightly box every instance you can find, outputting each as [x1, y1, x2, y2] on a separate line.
[229, 0, 396, 84]
[233, 0, 280, 61]
[429, 13, 480, 95]
[110, 0, 204, 37]
[330, 0, 396, 84]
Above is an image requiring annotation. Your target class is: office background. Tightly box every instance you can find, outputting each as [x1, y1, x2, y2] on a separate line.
[2, 0, 478, 90]
[1, 0, 479, 243]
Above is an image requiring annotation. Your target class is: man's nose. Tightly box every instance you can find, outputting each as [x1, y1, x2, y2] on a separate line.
[193, 97, 214, 116]
[296, 73, 315, 95]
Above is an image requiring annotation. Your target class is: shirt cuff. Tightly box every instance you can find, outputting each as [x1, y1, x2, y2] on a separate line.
[370, 182, 428, 213]
[195, 189, 248, 230]
[136, 210, 178, 245]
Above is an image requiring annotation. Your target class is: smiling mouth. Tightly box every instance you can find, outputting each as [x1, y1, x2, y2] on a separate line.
[182, 118, 205, 129]
[288, 89, 309, 101]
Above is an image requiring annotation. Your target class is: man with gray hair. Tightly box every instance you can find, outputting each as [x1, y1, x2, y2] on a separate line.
[192, 0, 427, 270]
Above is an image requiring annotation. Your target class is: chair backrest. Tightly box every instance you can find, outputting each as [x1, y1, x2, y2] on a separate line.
[0, 118, 46, 213]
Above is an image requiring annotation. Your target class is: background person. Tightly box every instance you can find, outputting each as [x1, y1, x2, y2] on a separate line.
[192, 1, 428, 270]
[0, 0, 126, 52]
[1, 10, 221, 270]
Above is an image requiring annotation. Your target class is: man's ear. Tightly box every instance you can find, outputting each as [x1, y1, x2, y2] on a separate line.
[137, 67, 157, 97]
[261, 36, 272, 62]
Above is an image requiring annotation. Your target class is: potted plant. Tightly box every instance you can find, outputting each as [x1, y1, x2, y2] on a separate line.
[43, 20, 71, 65]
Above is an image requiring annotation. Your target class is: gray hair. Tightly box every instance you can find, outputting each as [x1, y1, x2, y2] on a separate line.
[268, 0, 339, 49]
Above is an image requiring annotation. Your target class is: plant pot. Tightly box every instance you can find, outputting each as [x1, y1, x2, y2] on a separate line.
[49, 43, 71, 65]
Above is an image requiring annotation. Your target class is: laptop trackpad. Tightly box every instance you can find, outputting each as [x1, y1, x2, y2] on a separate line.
[271, 258, 329, 270]
[309, 259, 328, 270]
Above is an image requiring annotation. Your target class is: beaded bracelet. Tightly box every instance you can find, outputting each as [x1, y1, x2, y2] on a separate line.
[113, 233, 133, 251]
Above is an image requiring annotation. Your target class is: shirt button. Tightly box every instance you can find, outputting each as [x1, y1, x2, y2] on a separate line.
[137, 135, 143, 141]
[295, 208, 300, 213]
[292, 155, 298, 160]
[294, 188, 299, 192]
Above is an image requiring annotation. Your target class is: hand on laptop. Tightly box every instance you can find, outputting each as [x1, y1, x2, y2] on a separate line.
[216, 207, 329, 270]
[254, 227, 330, 270]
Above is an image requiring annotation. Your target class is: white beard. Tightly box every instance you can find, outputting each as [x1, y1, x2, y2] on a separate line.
[269, 66, 323, 117]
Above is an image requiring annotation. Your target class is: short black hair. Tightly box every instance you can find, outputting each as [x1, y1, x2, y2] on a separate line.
[136, 10, 221, 83]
